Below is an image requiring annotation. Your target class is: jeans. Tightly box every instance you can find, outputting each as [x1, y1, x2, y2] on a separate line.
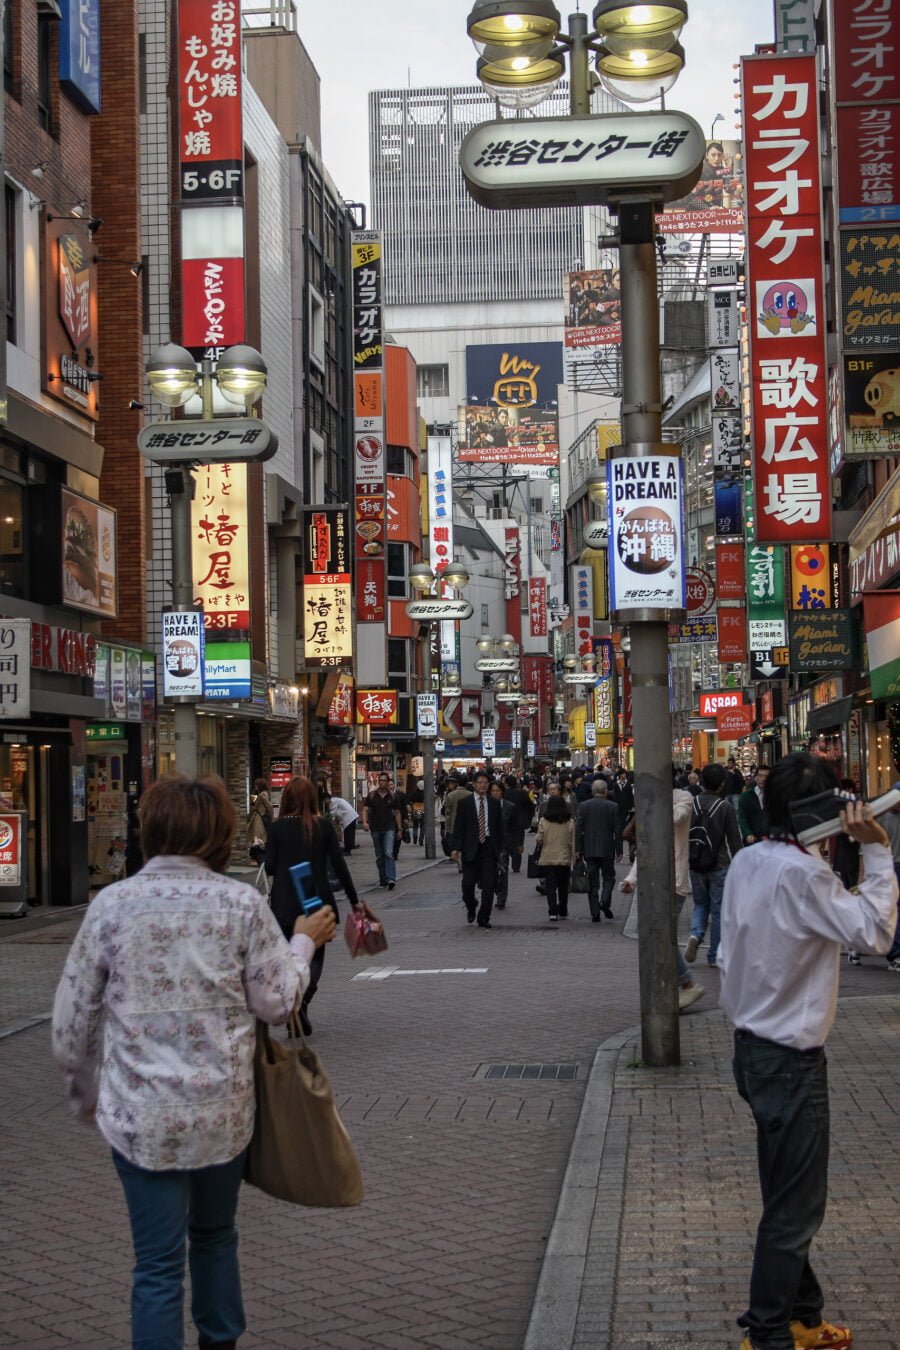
[544, 864, 570, 916]
[675, 894, 690, 985]
[732, 1032, 829, 1349]
[112, 1147, 247, 1350]
[461, 841, 498, 924]
[411, 809, 424, 845]
[585, 856, 616, 919]
[689, 865, 728, 963]
[371, 828, 396, 884]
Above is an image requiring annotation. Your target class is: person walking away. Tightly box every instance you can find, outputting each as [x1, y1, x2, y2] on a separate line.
[535, 793, 576, 920]
[52, 774, 336, 1350]
[621, 780, 704, 1009]
[575, 778, 619, 921]
[442, 773, 469, 863]
[267, 776, 361, 1034]
[738, 764, 770, 844]
[324, 792, 360, 855]
[361, 772, 402, 888]
[502, 774, 530, 871]
[724, 756, 745, 810]
[685, 762, 742, 966]
[719, 753, 897, 1350]
[388, 778, 411, 863]
[246, 777, 272, 865]
[490, 780, 515, 909]
[450, 769, 503, 928]
[616, 768, 635, 861]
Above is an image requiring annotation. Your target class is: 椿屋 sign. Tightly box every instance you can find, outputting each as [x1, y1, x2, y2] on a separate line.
[460, 111, 705, 210]
[191, 463, 249, 632]
[741, 53, 832, 543]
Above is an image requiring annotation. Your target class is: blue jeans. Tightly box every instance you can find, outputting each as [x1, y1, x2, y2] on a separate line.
[371, 828, 396, 884]
[689, 865, 728, 963]
[732, 1032, 828, 1348]
[675, 894, 690, 985]
[112, 1148, 247, 1350]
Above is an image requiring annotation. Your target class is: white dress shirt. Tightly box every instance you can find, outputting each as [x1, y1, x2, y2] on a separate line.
[719, 838, 898, 1050]
[52, 856, 314, 1171]
[327, 796, 359, 829]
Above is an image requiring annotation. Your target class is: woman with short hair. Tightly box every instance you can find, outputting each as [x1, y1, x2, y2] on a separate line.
[52, 774, 335, 1350]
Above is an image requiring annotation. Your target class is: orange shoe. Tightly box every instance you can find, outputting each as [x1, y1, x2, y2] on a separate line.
[791, 1320, 852, 1349]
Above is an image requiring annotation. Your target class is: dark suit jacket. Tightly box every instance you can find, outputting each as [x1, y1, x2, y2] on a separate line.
[266, 815, 359, 940]
[451, 792, 503, 862]
[575, 796, 619, 859]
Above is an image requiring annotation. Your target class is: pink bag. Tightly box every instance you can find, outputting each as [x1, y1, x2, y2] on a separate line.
[344, 901, 388, 958]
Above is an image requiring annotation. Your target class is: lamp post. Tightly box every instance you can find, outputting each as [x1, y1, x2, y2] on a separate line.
[146, 343, 269, 776]
[408, 560, 470, 859]
[463, 0, 696, 1068]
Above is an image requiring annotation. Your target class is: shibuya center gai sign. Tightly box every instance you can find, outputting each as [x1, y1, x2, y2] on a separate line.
[459, 111, 705, 209]
[608, 452, 686, 614]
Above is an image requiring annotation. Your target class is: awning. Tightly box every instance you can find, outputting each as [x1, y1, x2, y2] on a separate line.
[807, 696, 853, 734]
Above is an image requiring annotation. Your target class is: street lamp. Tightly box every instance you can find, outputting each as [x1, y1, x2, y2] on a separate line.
[587, 467, 606, 504]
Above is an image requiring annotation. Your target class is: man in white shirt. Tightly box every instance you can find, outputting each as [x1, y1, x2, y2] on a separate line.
[719, 753, 897, 1350]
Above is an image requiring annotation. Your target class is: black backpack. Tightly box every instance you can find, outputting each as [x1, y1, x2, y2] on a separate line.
[688, 796, 726, 873]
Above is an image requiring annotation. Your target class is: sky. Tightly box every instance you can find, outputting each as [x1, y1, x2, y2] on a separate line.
[295, 0, 769, 207]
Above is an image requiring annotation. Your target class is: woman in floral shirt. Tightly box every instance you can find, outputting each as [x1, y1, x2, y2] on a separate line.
[52, 775, 335, 1350]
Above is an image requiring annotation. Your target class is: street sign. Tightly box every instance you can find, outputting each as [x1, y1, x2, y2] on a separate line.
[460, 111, 705, 210]
[416, 693, 438, 737]
[405, 599, 474, 621]
[435, 738, 446, 753]
[474, 658, 519, 672]
[708, 257, 742, 286]
[563, 673, 598, 684]
[527, 740, 536, 759]
[482, 727, 496, 757]
[751, 651, 788, 680]
[582, 520, 608, 550]
[585, 722, 596, 748]
[495, 693, 523, 703]
[138, 418, 278, 464]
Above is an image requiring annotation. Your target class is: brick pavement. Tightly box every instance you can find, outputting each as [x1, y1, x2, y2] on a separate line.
[0, 839, 641, 1348]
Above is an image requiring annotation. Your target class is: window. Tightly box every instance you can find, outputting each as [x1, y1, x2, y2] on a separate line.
[386, 443, 413, 476]
[481, 603, 489, 628]
[416, 364, 449, 399]
[388, 639, 408, 685]
[5, 184, 16, 344]
[309, 286, 325, 371]
[3, 1, 13, 94]
[0, 479, 25, 597]
[387, 542, 408, 599]
[37, 14, 53, 131]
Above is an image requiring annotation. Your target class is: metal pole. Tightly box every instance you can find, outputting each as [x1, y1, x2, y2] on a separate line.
[422, 625, 436, 859]
[171, 465, 199, 777]
[618, 199, 680, 1068]
[567, 11, 592, 116]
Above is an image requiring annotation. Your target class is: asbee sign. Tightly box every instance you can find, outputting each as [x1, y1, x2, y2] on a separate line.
[460, 112, 705, 210]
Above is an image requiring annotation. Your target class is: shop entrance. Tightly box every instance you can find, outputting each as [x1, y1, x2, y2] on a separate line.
[0, 742, 49, 905]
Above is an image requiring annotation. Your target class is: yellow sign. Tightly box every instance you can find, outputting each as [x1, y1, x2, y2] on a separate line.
[789, 545, 832, 610]
[596, 422, 621, 459]
[191, 463, 250, 632]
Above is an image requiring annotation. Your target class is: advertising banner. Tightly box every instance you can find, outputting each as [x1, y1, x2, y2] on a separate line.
[571, 564, 594, 657]
[162, 610, 205, 699]
[504, 527, 522, 644]
[788, 609, 853, 672]
[839, 232, 900, 350]
[708, 290, 739, 348]
[482, 726, 497, 757]
[59, 488, 117, 619]
[191, 463, 249, 631]
[717, 608, 748, 663]
[832, 0, 900, 223]
[863, 590, 900, 698]
[0, 619, 31, 720]
[353, 230, 385, 651]
[564, 269, 621, 384]
[657, 139, 745, 233]
[608, 455, 685, 612]
[465, 341, 564, 407]
[416, 693, 438, 738]
[843, 354, 900, 456]
[716, 542, 746, 598]
[714, 477, 742, 537]
[584, 722, 596, 749]
[710, 349, 741, 411]
[302, 507, 352, 669]
[742, 53, 831, 542]
[427, 434, 454, 575]
[712, 414, 743, 470]
[356, 689, 399, 726]
[529, 577, 548, 638]
[458, 404, 558, 465]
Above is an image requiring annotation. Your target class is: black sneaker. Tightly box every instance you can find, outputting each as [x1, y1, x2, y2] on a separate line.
[387, 881, 395, 890]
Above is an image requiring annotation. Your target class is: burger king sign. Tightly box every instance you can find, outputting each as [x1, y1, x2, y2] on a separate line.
[608, 451, 686, 614]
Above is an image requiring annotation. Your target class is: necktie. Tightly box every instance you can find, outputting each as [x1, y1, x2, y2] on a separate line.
[478, 796, 486, 843]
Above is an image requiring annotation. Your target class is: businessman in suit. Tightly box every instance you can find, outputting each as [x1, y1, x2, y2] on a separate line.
[575, 778, 619, 920]
[451, 768, 503, 928]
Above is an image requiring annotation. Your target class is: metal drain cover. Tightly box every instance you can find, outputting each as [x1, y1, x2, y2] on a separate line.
[474, 1062, 579, 1081]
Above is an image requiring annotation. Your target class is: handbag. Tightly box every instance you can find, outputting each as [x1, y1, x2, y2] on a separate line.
[622, 813, 637, 844]
[245, 1014, 364, 1208]
[526, 843, 543, 879]
[344, 900, 388, 958]
[570, 857, 589, 893]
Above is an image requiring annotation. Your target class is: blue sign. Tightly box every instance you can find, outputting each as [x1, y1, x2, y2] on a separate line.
[465, 342, 563, 408]
[60, 0, 101, 116]
[204, 643, 252, 702]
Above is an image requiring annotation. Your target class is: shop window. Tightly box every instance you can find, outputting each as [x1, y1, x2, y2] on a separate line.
[5, 183, 16, 344]
[387, 542, 408, 599]
[417, 364, 449, 399]
[0, 479, 25, 596]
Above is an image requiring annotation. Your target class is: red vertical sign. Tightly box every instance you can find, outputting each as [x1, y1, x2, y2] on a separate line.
[742, 54, 831, 543]
[716, 542, 746, 599]
[717, 609, 748, 663]
[504, 527, 522, 643]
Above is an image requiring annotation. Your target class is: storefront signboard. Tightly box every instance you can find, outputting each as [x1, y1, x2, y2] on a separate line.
[356, 688, 398, 726]
[204, 641, 251, 700]
[110, 647, 126, 718]
[269, 757, 293, 790]
[191, 463, 250, 632]
[607, 452, 686, 614]
[0, 619, 31, 720]
[0, 812, 24, 885]
[60, 0, 101, 115]
[788, 609, 853, 672]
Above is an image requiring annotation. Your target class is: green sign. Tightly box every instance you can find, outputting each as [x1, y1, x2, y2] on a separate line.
[86, 722, 126, 741]
[747, 545, 785, 621]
